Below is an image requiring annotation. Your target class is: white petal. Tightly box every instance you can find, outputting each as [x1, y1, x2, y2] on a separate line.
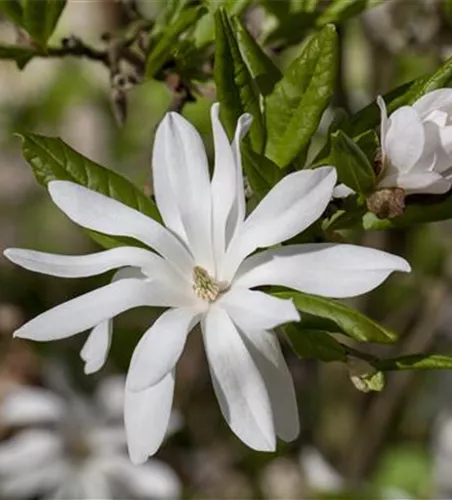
[1, 461, 69, 499]
[222, 167, 337, 281]
[413, 88, 452, 118]
[155, 112, 214, 272]
[227, 112, 253, 243]
[210, 103, 239, 265]
[100, 456, 182, 499]
[14, 278, 192, 341]
[1, 388, 64, 425]
[124, 370, 175, 464]
[241, 329, 299, 442]
[202, 306, 276, 451]
[384, 106, 424, 172]
[127, 308, 200, 391]
[234, 243, 411, 298]
[95, 375, 125, 419]
[377, 95, 389, 159]
[378, 171, 451, 194]
[424, 109, 448, 127]
[332, 183, 355, 198]
[80, 320, 112, 375]
[3, 246, 176, 282]
[218, 287, 299, 331]
[0, 430, 62, 474]
[48, 181, 194, 275]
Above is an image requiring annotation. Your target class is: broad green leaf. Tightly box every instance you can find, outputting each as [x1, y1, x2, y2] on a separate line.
[341, 55, 452, 139]
[233, 17, 282, 96]
[214, 9, 265, 153]
[21, 0, 67, 46]
[285, 323, 346, 362]
[265, 24, 338, 168]
[274, 290, 397, 344]
[18, 133, 161, 248]
[241, 146, 283, 200]
[0, 44, 37, 69]
[331, 130, 376, 194]
[146, 5, 207, 78]
[0, 0, 66, 46]
[316, 0, 381, 26]
[375, 354, 452, 371]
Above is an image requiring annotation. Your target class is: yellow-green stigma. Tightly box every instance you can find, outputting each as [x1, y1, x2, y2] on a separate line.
[192, 266, 226, 301]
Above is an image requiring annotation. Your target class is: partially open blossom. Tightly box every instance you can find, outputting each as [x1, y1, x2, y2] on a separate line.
[375, 89, 452, 195]
[4, 104, 410, 463]
[0, 376, 181, 499]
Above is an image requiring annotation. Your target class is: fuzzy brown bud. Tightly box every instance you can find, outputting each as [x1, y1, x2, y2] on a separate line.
[366, 188, 406, 219]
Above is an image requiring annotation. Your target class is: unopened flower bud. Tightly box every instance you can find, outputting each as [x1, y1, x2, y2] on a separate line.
[366, 187, 405, 219]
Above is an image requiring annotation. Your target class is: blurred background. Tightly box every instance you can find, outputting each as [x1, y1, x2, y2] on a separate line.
[1, 0, 452, 498]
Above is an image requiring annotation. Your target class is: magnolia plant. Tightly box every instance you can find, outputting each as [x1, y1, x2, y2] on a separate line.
[3, 0, 452, 472]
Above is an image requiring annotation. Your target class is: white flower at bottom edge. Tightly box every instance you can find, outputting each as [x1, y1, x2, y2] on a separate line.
[335, 89, 452, 199]
[4, 103, 410, 464]
[0, 376, 181, 499]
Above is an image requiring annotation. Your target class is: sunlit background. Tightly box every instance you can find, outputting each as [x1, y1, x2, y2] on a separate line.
[1, 1, 452, 498]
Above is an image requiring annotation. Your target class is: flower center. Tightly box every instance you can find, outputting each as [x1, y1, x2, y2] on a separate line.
[192, 266, 228, 302]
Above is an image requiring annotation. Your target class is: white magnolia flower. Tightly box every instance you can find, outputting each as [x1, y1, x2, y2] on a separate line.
[375, 89, 452, 194]
[334, 89, 452, 200]
[0, 376, 181, 499]
[4, 104, 410, 463]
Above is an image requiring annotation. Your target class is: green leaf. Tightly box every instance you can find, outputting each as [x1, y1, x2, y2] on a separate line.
[18, 133, 161, 248]
[241, 146, 283, 200]
[233, 17, 282, 96]
[0, 0, 66, 46]
[375, 354, 452, 371]
[316, 0, 381, 26]
[331, 130, 376, 194]
[265, 24, 338, 168]
[21, 0, 67, 46]
[214, 9, 265, 153]
[274, 290, 397, 344]
[341, 55, 452, 139]
[0, 43, 37, 69]
[146, 5, 207, 78]
[350, 370, 385, 392]
[285, 323, 346, 362]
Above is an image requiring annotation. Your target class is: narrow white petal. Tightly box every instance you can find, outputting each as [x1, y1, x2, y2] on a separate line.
[1, 461, 69, 499]
[227, 112, 253, 243]
[377, 95, 389, 160]
[222, 167, 337, 281]
[124, 370, 175, 464]
[1, 388, 64, 425]
[413, 88, 452, 118]
[333, 183, 355, 198]
[127, 308, 200, 391]
[3, 246, 174, 281]
[218, 287, 299, 331]
[234, 243, 411, 298]
[80, 320, 112, 375]
[157, 112, 214, 272]
[384, 106, 424, 172]
[0, 430, 62, 474]
[202, 306, 276, 451]
[241, 329, 299, 442]
[378, 171, 451, 194]
[211, 103, 239, 265]
[99, 456, 182, 499]
[48, 181, 194, 275]
[14, 279, 192, 341]
[95, 375, 125, 419]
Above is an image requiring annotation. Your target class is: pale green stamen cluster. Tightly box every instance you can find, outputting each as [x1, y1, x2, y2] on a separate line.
[192, 266, 227, 301]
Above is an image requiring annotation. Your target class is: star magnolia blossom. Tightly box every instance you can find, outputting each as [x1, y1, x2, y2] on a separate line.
[4, 104, 410, 463]
[336, 89, 452, 198]
[375, 89, 452, 194]
[0, 377, 181, 499]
